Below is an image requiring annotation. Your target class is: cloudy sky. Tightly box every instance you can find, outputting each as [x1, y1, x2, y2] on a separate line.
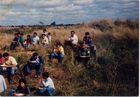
[0, 0, 139, 26]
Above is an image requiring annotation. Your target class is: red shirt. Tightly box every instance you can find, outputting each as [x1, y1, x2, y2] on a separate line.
[0, 57, 4, 64]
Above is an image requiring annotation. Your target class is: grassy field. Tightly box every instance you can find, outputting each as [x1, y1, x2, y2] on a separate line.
[0, 19, 139, 96]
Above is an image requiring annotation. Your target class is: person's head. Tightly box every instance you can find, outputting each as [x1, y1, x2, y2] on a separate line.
[48, 32, 51, 35]
[33, 32, 37, 37]
[42, 72, 49, 79]
[27, 35, 30, 39]
[56, 42, 61, 48]
[20, 33, 24, 37]
[0, 53, 2, 59]
[71, 31, 75, 36]
[82, 44, 86, 50]
[43, 29, 46, 33]
[33, 53, 38, 59]
[14, 33, 18, 38]
[3, 53, 9, 60]
[42, 34, 46, 38]
[19, 78, 26, 88]
[17, 32, 20, 37]
[85, 32, 90, 38]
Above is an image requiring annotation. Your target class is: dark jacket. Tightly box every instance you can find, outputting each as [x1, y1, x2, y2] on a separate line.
[15, 85, 30, 96]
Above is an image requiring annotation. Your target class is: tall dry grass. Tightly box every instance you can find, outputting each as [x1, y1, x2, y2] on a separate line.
[0, 19, 139, 96]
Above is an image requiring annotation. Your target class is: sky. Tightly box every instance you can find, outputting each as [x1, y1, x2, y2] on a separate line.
[0, 0, 139, 26]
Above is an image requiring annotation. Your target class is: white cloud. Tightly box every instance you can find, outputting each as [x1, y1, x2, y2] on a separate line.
[72, 0, 94, 5]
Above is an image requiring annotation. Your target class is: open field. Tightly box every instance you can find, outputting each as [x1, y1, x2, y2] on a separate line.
[0, 19, 139, 96]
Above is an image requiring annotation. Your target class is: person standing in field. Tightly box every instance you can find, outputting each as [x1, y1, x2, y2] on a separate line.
[40, 72, 55, 96]
[1, 53, 19, 84]
[48, 42, 64, 65]
[31, 32, 40, 46]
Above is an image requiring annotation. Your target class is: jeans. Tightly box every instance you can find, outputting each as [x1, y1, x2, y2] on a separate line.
[26, 44, 31, 48]
[20, 42, 25, 48]
[40, 87, 54, 96]
[42, 43, 48, 46]
[51, 53, 64, 65]
[2, 67, 18, 75]
[51, 53, 64, 58]
[27, 63, 43, 75]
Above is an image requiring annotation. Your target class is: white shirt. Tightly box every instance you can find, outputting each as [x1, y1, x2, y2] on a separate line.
[31, 36, 40, 44]
[42, 77, 55, 89]
[0, 75, 7, 93]
[68, 34, 78, 44]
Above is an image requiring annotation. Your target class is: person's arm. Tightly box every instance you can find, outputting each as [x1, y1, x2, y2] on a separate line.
[39, 56, 44, 64]
[89, 37, 93, 46]
[25, 86, 30, 96]
[14, 86, 19, 96]
[5, 57, 17, 67]
[41, 78, 51, 87]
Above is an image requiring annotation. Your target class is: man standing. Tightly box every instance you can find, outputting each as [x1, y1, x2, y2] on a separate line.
[1, 53, 18, 83]
[27, 53, 43, 77]
[48, 42, 64, 65]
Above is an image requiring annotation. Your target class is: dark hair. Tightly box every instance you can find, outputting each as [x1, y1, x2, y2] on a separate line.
[0, 53, 2, 59]
[17, 32, 20, 34]
[43, 29, 46, 31]
[33, 53, 38, 57]
[71, 31, 75, 34]
[85, 32, 89, 35]
[56, 42, 61, 46]
[48, 33, 51, 35]
[3, 53, 9, 57]
[33, 32, 37, 35]
[20, 33, 24, 35]
[42, 34, 46, 36]
[42, 72, 49, 78]
[19, 78, 26, 85]
[27, 35, 30, 38]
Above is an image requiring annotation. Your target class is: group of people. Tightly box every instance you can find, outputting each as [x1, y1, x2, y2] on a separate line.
[0, 52, 55, 96]
[0, 29, 96, 96]
[10, 29, 51, 50]
[48, 31, 96, 67]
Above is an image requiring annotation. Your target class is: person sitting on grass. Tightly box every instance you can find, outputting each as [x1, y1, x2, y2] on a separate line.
[1, 53, 19, 84]
[26, 35, 32, 48]
[47, 32, 52, 42]
[14, 78, 30, 96]
[65, 30, 78, 46]
[40, 72, 55, 96]
[31, 32, 40, 46]
[8, 78, 30, 96]
[0, 53, 4, 65]
[83, 32, 96, 60]
[43, 29, 48, 36]
[75, 44, 90, 67]
[10, 33, 19, 50]
[0, 75, 7, 93]
[41, 34, 49, 46]
[48, 42, 64, 66]
[18, 33, 26, 48]
[27, 53, 43, 77]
